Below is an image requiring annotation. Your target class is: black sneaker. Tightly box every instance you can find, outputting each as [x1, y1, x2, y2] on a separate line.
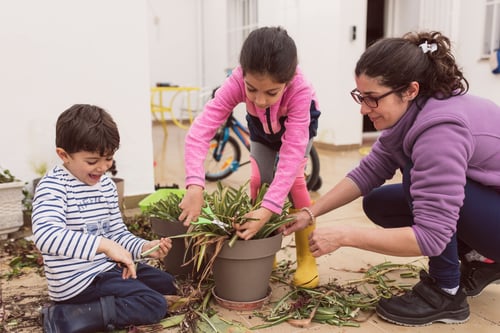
[460, 260, 500, 297]
[376, 270, 470, 326]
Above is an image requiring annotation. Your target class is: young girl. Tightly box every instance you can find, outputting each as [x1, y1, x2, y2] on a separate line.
[282, 31, 500, 326]
[179, 26, 321, 288]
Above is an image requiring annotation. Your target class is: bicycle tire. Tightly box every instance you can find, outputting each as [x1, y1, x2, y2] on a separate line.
[205, 135, 242, 181]
[306, 146, 321, 191]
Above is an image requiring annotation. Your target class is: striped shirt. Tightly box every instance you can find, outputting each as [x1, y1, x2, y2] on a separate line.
[31, 165, 146, 301]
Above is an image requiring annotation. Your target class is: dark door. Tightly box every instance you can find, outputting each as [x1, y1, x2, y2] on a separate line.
[363, 0, 385, 133]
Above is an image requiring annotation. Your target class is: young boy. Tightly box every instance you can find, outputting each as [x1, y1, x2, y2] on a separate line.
[32, 104, 176, 332]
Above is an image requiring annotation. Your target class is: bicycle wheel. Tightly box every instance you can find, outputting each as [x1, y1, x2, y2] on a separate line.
[205, 135, 242, 181]
[306, 145, 321, 191]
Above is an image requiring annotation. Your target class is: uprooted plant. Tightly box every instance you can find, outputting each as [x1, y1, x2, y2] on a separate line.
[169, 181, 293, 286]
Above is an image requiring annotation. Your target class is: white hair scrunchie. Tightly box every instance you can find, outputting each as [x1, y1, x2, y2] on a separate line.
[419, 41, 438, 54]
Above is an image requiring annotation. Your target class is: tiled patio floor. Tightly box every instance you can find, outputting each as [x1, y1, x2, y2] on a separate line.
[153, 123, 500, 333]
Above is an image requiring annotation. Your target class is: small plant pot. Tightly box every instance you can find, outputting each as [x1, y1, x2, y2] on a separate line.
[150, 217, 198, 279]
[0, 181, 25, 239]
[212, 232, 282, 304]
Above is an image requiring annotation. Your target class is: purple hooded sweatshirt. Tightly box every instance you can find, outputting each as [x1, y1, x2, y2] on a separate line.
[348, 94, 500, 257]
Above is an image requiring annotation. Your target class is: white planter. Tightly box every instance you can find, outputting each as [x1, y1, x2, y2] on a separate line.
[0, 181, 24, 239]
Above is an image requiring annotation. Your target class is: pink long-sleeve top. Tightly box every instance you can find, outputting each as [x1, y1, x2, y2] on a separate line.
[184, 66, 319, 213]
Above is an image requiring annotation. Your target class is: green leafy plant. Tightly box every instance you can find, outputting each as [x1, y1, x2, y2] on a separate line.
[178, 182, 293, 284]
[0, 168, 18, 183]
[22, 186, 33, 213]
[32, 161, 48, 177]
[197, 181, 292, 243]
[146, 192, 183, 222]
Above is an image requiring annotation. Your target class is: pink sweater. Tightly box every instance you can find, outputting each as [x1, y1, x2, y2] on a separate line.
[184, 66, 319, 213]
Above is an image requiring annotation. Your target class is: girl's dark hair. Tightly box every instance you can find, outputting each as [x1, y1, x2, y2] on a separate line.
[239, 26, 298, 83]
[56, 104, 120, 155]
[355, 31, 468, 100]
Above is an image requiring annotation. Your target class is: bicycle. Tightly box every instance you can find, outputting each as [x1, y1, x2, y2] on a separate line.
[204, 111, 322, 191]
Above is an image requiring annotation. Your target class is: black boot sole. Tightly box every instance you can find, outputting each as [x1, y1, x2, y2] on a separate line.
[465, 278, 500, 297]
[376, 306, 470, 327]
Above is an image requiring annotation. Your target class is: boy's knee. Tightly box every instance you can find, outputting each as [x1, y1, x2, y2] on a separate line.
[147, 293, 168, 321]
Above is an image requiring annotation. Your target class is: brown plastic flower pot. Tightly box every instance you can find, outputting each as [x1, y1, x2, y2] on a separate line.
[212, 232, 282, 304]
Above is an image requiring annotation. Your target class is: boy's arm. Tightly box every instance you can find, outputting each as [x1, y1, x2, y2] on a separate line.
[97, 237, 137, 279]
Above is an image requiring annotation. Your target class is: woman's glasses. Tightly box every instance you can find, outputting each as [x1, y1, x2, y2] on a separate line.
[350, 86, 406, 108]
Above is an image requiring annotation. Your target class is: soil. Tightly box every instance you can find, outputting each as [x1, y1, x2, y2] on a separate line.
[1, 229, 48, 333]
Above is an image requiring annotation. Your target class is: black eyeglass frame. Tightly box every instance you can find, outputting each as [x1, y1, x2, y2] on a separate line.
[350, 86, 407, 108]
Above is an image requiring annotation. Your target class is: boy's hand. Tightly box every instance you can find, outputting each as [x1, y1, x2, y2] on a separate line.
[98, 238, 137, 279]
[142, 238, 172, 259]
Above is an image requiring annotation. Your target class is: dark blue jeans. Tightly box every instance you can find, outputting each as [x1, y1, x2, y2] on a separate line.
[61, 263, 176, 327]
[362, 166, 500, 289]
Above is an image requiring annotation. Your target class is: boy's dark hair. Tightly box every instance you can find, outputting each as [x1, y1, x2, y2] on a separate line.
[56, 104, 120, 155]
[239, 26, 298, 83]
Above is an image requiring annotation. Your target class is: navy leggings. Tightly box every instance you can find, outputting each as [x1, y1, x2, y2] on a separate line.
[363, 165, 500, 289]
[62, 263, 176, 327]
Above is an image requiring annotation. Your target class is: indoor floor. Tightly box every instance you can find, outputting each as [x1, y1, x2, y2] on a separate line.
[151, 122, 499, 333]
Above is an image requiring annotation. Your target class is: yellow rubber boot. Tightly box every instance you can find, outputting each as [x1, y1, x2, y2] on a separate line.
[292, 214, 319, 288]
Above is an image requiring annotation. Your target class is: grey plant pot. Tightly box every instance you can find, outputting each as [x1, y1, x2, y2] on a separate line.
[150, 217, 198, 279]
[212, 232, 282, 303]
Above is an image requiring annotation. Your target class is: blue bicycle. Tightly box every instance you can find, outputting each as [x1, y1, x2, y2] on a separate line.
[204, 111, 322, 191]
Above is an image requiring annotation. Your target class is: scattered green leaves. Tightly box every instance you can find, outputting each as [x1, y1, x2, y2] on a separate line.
[253, 261, 424, 329]
[1, 237, 44, 279]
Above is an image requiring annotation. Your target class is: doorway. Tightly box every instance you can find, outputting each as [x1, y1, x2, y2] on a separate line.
[363, 0, 385, 133]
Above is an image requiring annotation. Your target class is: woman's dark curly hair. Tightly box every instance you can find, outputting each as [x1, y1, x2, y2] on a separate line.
[355, 31, 469, 100]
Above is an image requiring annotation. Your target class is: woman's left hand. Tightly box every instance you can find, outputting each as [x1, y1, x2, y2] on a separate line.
[234, 207, 273, 240]
[142, 237, 172, 259]
[308, 225, 345, 257]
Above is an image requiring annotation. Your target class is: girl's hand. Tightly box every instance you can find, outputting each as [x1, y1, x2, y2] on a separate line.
[179, 185, 204, 227]
[234, 207, 273, 240]
[279, 210, 312, 236]
[142, 238, 172, 259]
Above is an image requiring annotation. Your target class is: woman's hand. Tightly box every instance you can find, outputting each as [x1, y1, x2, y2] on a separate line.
[234, 207, 273, 240]
[308, 225, 345, 257]
[142, 237, 172, 259]
[178, 185, 205, 227]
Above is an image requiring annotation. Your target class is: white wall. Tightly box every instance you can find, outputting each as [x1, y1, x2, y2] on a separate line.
[3, 0, 499, 197]
[0, 0, 155, 196]
[390, 0, 500, 106]
[147, 0, 200, 87]
[456, 0, 500, 105]
[258, 0, 367, 146]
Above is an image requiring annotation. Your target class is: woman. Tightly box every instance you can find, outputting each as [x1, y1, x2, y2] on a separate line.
[281, 31, 500, 326]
